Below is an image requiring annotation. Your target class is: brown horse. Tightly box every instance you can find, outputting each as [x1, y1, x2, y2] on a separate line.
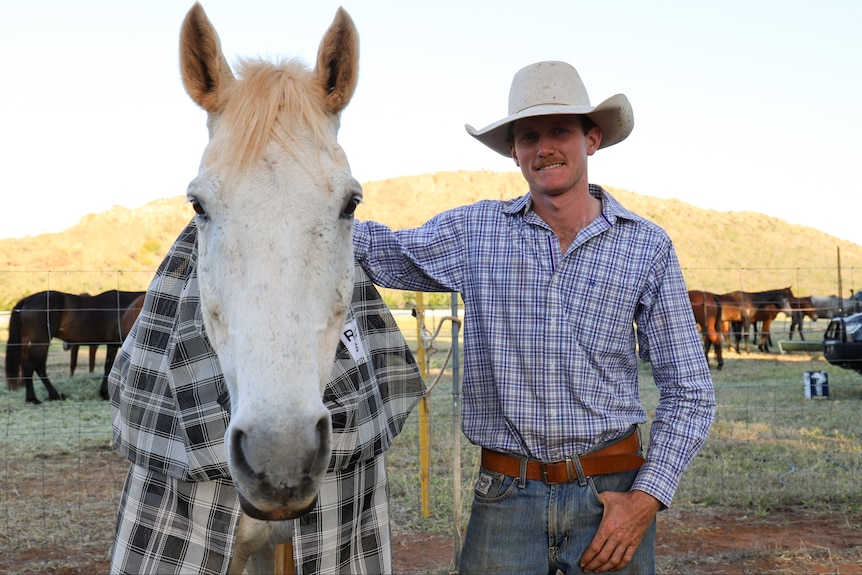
[688, 290, 724, 370]
[5, 290, 145, 404]
[750, 303, 782, 352]
[789, 296, 818, 340]
[120, 294, 146, 338]
[65, 291, 100, 376]
[67, 343, 98, 375]
[66, 293, 146, 375]
[718, 287, 794, 353]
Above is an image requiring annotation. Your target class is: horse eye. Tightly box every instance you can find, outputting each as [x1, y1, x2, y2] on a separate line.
[189, 198, 207, 219]
[340, 194, 362, 219]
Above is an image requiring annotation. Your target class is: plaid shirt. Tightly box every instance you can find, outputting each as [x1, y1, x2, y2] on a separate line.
[354, 185, 716, 507]
[109, 220, 424, 574]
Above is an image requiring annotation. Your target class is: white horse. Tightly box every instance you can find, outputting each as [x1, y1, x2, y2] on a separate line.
[179, 2, 360, 569]
[812, 295, 862, 319]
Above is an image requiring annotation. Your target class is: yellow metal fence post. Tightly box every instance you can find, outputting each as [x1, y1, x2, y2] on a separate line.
[273, 542, 296, 575]
[415, 292, 431, 517]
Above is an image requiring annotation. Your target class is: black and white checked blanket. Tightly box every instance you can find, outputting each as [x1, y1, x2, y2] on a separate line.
[108, 220, 424, 574]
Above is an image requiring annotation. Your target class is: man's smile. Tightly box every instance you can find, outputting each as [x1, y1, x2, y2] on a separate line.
[536, 162, 565, 171]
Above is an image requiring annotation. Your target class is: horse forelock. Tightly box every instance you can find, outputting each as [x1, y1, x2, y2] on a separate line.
[208, 58, 339, 178]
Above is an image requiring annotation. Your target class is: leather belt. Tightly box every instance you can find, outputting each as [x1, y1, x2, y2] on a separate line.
[480, 430, 645, 484]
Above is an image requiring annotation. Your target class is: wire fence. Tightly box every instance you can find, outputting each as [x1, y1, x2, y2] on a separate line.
[2, 269, 862, 573]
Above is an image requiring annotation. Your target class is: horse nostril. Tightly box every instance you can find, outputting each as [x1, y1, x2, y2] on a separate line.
[228, 427, 256, 479]
[317, 414, 331, 449]
[313, 413, 332, 471]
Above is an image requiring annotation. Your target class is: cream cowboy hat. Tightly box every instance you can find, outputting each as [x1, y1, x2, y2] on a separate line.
[465, 61, 634, 156]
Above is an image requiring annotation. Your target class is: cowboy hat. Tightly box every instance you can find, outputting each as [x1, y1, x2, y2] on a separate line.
[465, 61, 634, 156]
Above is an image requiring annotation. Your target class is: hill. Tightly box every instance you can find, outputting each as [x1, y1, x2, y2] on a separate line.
[2, 170, 861, 309]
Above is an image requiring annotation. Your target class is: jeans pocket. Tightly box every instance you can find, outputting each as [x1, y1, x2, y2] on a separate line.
[587, 477, 604, 508]
[473, 468, 518, 503]
[587, 468, 640, 507]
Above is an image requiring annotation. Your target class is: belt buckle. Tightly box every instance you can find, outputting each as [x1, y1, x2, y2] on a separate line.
[542, 458, 577, 484]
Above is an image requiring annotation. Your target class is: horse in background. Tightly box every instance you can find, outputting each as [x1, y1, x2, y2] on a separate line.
[749, 303, 782, 352]
[719, 287, 793, 353]
[688, 290, 724, 370]
[120, 294, 145, 338]
[66, 293, 146, 375]
[788, 296, 817, 340]
[66, 342, 99, 375]
[4, 290, 145, 404]
[812, 295, 862, 320]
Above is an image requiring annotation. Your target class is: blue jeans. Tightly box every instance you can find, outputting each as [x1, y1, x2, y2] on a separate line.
[459, 466, 655, 575]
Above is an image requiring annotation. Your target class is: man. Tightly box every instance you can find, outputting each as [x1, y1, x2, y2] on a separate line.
[353, 61, 716, 573]
[108, 220, 425, 574]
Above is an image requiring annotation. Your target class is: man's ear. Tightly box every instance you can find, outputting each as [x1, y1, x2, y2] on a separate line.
[587, 126, 603, 155]
[511, 145, 520, 167]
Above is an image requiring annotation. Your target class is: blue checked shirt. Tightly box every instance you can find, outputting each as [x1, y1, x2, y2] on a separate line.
[354, 184, 716, 506]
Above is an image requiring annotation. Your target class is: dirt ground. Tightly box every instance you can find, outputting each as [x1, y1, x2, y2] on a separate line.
[391, 507, 862, 575]
[2, 451, 861, 574]
[11, 509, 860, 575]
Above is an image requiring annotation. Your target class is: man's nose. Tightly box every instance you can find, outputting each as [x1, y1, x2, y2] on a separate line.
[537, 135, 554, 155]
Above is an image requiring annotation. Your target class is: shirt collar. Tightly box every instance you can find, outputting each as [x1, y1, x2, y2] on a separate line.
[503, 183, 638, 227]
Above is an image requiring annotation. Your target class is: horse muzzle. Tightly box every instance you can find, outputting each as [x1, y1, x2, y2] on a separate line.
[226, 410, 332, 520]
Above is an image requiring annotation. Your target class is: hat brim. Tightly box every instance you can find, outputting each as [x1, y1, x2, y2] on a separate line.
[465, 93, 633, 157]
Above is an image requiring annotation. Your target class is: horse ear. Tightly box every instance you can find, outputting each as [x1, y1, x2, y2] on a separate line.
[314, 7, 359, 114]
[180, 2, 236, 113]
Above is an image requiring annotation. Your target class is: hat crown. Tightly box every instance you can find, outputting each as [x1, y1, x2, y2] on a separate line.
[508, 61, 591, 115]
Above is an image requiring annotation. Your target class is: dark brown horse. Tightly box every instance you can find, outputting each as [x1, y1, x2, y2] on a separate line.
[718, 287, 794, 353]
[120, 294, 146, 339]
[788, 296, 818, 340]
[688, 290, 724, 370]
[66, 293, 146, 375]
[66, 342, 98, 375]
[5, 290, 145, 404]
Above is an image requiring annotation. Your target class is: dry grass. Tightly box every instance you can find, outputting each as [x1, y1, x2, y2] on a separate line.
[2, 315, 862, 573]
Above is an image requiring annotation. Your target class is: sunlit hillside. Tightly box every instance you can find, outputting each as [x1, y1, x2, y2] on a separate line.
[2, 170, 861, 308]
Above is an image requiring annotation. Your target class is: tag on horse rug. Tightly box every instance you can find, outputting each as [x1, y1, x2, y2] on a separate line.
[341, 318, 368, 365]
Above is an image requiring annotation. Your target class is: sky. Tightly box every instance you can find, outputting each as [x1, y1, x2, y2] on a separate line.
[2, 1, 860, 244]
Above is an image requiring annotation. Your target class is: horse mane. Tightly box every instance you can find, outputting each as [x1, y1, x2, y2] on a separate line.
[208, 58, 340, 178]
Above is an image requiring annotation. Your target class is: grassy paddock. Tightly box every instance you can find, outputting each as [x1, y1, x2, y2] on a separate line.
[387, 311, 862, 538]
[1, 310, 861, 572]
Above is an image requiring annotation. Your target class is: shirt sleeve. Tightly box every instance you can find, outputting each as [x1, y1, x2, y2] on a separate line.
[352, 211, 466, 293]
[631, 242, 716, 507]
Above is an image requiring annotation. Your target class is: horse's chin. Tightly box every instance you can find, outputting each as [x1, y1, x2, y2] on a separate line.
[238, 493, 318, 521]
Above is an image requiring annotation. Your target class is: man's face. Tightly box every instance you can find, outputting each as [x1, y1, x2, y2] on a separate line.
[510, 114, 601, 198]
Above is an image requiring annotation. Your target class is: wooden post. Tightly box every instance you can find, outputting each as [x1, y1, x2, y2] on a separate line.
[837, 246, 844, 314]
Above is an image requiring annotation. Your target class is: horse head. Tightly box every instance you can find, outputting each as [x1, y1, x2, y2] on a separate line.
[179, 3, 360, 520]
